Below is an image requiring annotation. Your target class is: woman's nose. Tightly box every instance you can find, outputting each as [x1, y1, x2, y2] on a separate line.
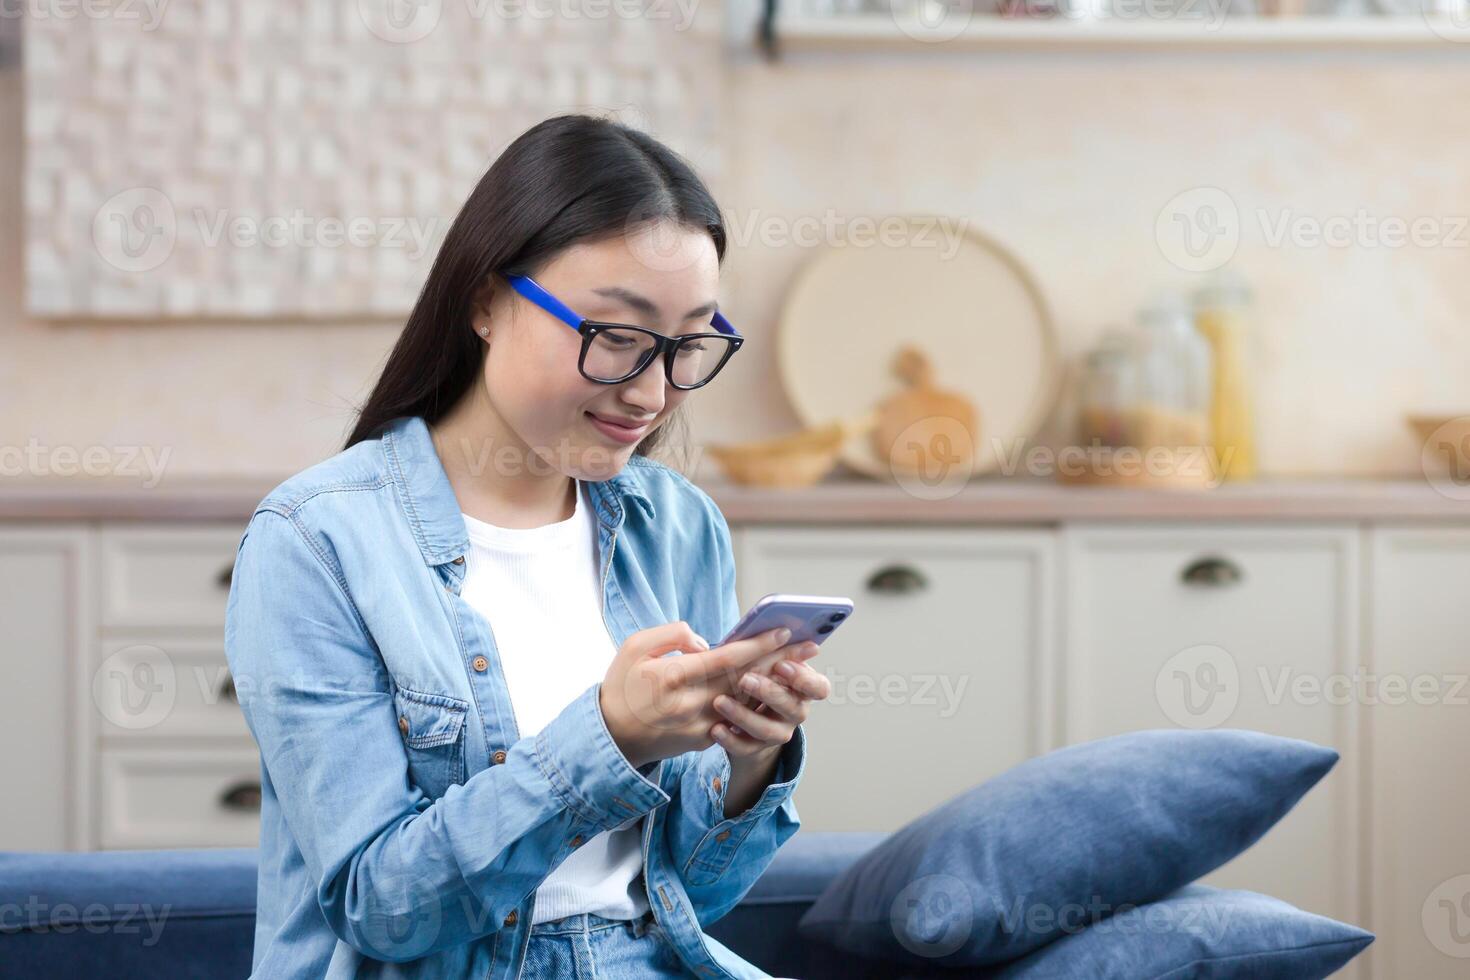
[621, 352, 669, 411]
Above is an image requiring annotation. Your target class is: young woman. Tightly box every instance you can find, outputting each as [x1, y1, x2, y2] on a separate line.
[224, 114, 830, 979]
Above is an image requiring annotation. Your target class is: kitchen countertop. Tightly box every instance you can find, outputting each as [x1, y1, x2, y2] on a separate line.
[0, 474, 1466, 523]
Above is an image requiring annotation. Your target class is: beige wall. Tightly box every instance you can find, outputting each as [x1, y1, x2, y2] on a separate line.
[3, 48, 1467, 482]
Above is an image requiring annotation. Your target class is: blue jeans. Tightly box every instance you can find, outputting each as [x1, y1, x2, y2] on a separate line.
[522, 910, 691, 978]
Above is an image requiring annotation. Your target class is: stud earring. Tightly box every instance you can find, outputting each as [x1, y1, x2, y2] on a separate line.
[478, 326, 489, 337]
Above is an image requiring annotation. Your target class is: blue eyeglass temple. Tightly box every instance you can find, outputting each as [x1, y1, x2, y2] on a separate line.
[505, 274, 740, 338]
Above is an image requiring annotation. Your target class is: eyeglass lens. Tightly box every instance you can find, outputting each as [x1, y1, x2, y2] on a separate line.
[584, 327, 733, 387]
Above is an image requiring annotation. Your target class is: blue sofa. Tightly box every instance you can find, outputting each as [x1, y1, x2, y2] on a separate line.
[0, 831, 894, 979]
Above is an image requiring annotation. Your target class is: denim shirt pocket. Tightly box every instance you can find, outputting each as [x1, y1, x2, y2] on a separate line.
[393, 687, 469, 800]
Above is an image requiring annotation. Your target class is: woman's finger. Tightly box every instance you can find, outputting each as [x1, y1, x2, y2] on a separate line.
[771, 659, 832, 701]
[676, 627, 794, 687]
[732, 671, 803, 723]
[711, 721, 764, 755]
[712, 693, 792, 743]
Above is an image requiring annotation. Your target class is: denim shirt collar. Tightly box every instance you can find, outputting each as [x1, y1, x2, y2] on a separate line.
[380, 415, 656, 567]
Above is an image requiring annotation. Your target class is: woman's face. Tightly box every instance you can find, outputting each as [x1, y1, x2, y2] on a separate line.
[473, 222, 721, 480]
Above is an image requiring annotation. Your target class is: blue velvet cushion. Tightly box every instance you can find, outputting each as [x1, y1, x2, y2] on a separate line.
[797, 729, 1339, 967]
[0, 847, 257, 979]
[974, 884, 1373, 980]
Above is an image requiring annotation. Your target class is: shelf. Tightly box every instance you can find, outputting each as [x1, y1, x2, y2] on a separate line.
[774, 13, 1470, 47]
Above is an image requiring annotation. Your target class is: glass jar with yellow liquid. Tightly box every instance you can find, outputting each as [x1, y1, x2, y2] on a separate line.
[1192, 275, 1257, 481]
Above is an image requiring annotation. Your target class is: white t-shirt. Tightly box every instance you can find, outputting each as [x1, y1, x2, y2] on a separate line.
[458, 480, 652, 925]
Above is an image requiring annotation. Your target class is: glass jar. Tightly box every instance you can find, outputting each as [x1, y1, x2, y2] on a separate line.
[1192, 273, 1257, 480]
[1077, 329, 1136, 448]
[1128, 300, 1212, 451]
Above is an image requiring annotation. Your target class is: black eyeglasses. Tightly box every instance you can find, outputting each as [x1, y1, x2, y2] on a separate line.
[505, 274, 744, 390]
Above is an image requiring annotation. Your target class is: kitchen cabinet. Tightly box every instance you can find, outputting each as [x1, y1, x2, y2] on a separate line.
[98, 525, 242, 630]
[1363, 526, 1470, 977]
[1062, 524, 1360, 928]
[0, 522, 259, 852]
[90, 525, 259, 849]
[0, 526, 89, 850]
[2, 478, 1467, 979]
[737, 526, 1056, 832]
[98, 745, 263, 849]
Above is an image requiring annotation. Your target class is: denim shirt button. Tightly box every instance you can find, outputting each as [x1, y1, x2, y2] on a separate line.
[492, 750, 507, 765]
[452, 555, 464, 564]
[397, 716, 409, 736]
[472, 656, 488, 672]
[503, 909, 517, 927]
[569, 835, 584, 847]
[715, 830, 731, 842]
[712, 776, 722, 793]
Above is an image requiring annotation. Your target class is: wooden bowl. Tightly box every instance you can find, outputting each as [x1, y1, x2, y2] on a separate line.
[706, 421, 851, 489]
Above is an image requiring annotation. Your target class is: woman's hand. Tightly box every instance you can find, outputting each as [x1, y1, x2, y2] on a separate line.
[710, 644, 830, 759]
[599, 621, 807, 770]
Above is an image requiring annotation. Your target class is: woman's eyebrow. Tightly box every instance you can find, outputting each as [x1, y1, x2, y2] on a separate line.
[591, 286, 718, 321]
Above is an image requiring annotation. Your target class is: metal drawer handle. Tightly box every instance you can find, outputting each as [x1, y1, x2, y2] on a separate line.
[866, 564, 928, 595]
[218, 673, 237, 703]
[219, 781, 262, 812]
[1181, 556, 1243, 587]
[217, 564, 233, 589]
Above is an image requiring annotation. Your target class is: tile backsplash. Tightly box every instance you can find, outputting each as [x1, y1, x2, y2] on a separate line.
[22, 1, 722, 318]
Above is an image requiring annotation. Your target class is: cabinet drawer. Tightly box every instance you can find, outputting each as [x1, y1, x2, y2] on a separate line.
[98, 746, 261, 848]
[1063, 523, 1359, 925]
[737, 526, 1056, 833]
[93, 637, 248, 739]
[99, 525, 245, 630]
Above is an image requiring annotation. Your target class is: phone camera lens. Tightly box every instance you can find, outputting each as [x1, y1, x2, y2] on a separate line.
[828, 613, 846, 623]
[816, 624, 834, 635]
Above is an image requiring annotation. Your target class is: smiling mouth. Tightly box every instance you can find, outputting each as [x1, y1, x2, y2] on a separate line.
[587, 412, 651, 430]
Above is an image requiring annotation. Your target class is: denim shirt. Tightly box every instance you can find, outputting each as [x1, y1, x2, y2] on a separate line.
[223, 414, 806, 979]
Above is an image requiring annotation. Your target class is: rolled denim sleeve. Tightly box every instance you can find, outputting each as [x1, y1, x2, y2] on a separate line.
[658, 494, 806, 927]
[225, 507, 670, 963]
[668, 729, 806, 927]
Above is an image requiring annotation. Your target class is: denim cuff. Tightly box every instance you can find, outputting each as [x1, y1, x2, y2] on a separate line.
[535, 682, 671, 831]
[705, 722, 807, 822]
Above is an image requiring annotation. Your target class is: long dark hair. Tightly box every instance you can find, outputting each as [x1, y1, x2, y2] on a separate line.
[344, 113, 728, 464]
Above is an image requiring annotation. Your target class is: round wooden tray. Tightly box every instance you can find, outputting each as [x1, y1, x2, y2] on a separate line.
[776, 214, 1060, 479]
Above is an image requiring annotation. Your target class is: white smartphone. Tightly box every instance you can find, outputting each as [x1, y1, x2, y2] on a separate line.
[718, 593, 854, 649]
